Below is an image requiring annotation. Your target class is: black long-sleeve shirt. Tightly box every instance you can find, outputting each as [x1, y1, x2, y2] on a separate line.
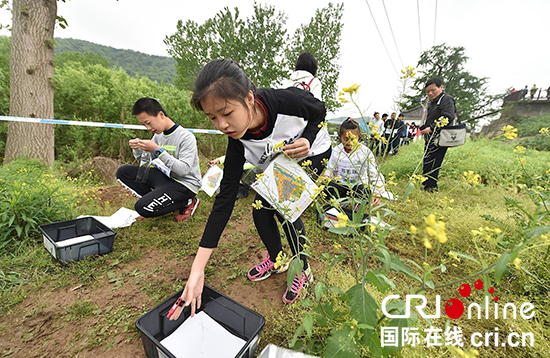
[420, 92, 456, 131]
[199, 87, 330, 248]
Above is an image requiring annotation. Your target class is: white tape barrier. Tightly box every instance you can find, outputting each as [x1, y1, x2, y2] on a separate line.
[0, 115, 224, 135]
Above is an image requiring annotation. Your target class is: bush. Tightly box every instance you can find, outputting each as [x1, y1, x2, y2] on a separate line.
[0, 159, 95, 253]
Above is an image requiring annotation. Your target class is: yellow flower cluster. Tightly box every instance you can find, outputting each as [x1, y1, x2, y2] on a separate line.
[463, 171, 481, 185]
[448, 251, 460, 262]
[409, 174, 427, 185]
[301, 160, 312, 168]
[513, 257, 521, 270]
[471, 226, 502, 241]
[502, 125, 518, 140]
[400, 66, 416, 80]
[317, 122, 328, 129]
[425, 213, 447, 245]
[439, 196, 455, 204]
[513, 145, 526, 154]
[334, 211, 348, 228]
[274, 251, 288, 270]
[313, 185, 326, 198]
[273, 141, 285, 152]
[342, 84, 361, 94]
[540, 127, 549, 135]
[372, 130, 382, 141]
[435, 116, 449, 127]
[255, 173, 265, 181]
[345, 130, 360, 152]
[252, 200, 263, 210]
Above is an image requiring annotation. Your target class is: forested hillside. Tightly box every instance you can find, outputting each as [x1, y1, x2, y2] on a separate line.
[54, 38, 176, 83]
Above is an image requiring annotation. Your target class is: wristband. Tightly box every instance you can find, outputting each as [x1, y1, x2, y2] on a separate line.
[154, 147, 165, 158]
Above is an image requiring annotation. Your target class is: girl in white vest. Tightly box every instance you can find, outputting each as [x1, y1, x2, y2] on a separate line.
[170, 59, 332, 318]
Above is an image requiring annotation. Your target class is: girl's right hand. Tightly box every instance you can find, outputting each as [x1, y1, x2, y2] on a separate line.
[168, 268, 205, 320]
[206, 159, 220, 167]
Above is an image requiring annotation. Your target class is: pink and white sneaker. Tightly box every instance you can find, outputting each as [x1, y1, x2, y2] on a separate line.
[283, 267, 313, 304]
[247, 253, 288, 282]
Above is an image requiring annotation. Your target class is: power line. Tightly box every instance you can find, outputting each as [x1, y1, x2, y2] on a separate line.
[381, 0, 404, 69]
[416, 0, 423, 53]
[364, 0, 399, 77]
[434, 0, 438, 46]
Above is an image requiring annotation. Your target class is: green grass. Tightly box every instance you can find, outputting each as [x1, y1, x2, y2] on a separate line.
[0, 137, 548, 357]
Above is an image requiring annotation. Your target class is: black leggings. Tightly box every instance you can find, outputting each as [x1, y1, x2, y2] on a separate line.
[253, 148, 331, 270]
[116, 165, 196, 217]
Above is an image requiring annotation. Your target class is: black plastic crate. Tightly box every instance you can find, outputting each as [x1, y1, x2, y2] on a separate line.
[136, 285, 265, 358]
[38, 217, 116, 264]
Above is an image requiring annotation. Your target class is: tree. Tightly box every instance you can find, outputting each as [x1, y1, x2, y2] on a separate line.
[5, 0, 57, 165]
[285, 2, 344, 112]
[165, 2, 344, 111]
[401, 44, 493, 122]
[165, 2, 288, 90]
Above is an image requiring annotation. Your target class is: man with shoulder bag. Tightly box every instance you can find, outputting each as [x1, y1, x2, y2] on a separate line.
[419, 78, 460, 192]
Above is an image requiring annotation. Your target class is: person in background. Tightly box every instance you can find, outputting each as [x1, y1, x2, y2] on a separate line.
[282, 51, 322, 100]
[419, 78, 456, 192]
[530, 84, 538, 100]
[321, 119, 390, 214]
[116, 98, 201, 221]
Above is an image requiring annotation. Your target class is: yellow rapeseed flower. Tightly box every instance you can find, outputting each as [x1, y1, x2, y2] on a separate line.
[513, 257, 521, 270]
[502, 125, 518, 140]
[410, 225, 417, 234]
[301, 160, 312, 168]
[255, 173, 265, 181]
[335, 212, 348, 228]
[252, 200, 263, 210]
[539, 127, 549, 135]
[436, 116, 449, 127]
[424, 238, 433, 249]
[342, 84, 361, 94]
[514, 145, 526, 154]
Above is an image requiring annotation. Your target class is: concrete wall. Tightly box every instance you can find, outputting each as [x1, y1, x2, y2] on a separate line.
[502, 100, 550, 118]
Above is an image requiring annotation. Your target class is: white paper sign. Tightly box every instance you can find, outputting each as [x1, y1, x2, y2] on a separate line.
[251, 155, 318, 223]
[152, 158, 172, 177]
[201, 165, 224, 197]
[159, 311, 245, 358]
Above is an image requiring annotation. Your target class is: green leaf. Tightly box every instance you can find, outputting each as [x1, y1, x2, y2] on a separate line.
[366, 271, 395, 293]
[494, 251, 511, 283]
[325, 326, 361, 358]
[289, 325, 303, 348]
[373, 252, 422, 283]
[303, 314, 313, 338]
[287, 257, 303, 290]
[525, 226, 550, 239]
[401, 181, 415, 203]
[315, 281, 325, 301]
[346, 283, 377, 346]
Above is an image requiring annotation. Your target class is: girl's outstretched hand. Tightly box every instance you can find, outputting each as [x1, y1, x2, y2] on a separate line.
[168, 269, 204, 320]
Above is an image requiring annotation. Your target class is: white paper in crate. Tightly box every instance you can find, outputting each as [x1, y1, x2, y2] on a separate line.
[251, 155, 317, 223]
[77, 207, 140, 229]
[158, 311, 245, 358]
[200, 165, 223, 197]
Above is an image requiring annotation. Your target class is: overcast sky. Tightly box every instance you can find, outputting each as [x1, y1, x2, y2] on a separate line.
[1, 0, 549, 120]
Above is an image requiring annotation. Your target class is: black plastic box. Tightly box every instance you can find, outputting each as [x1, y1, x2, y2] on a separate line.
[136, 285, 265, 358]
[38, 217, 116, 264]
